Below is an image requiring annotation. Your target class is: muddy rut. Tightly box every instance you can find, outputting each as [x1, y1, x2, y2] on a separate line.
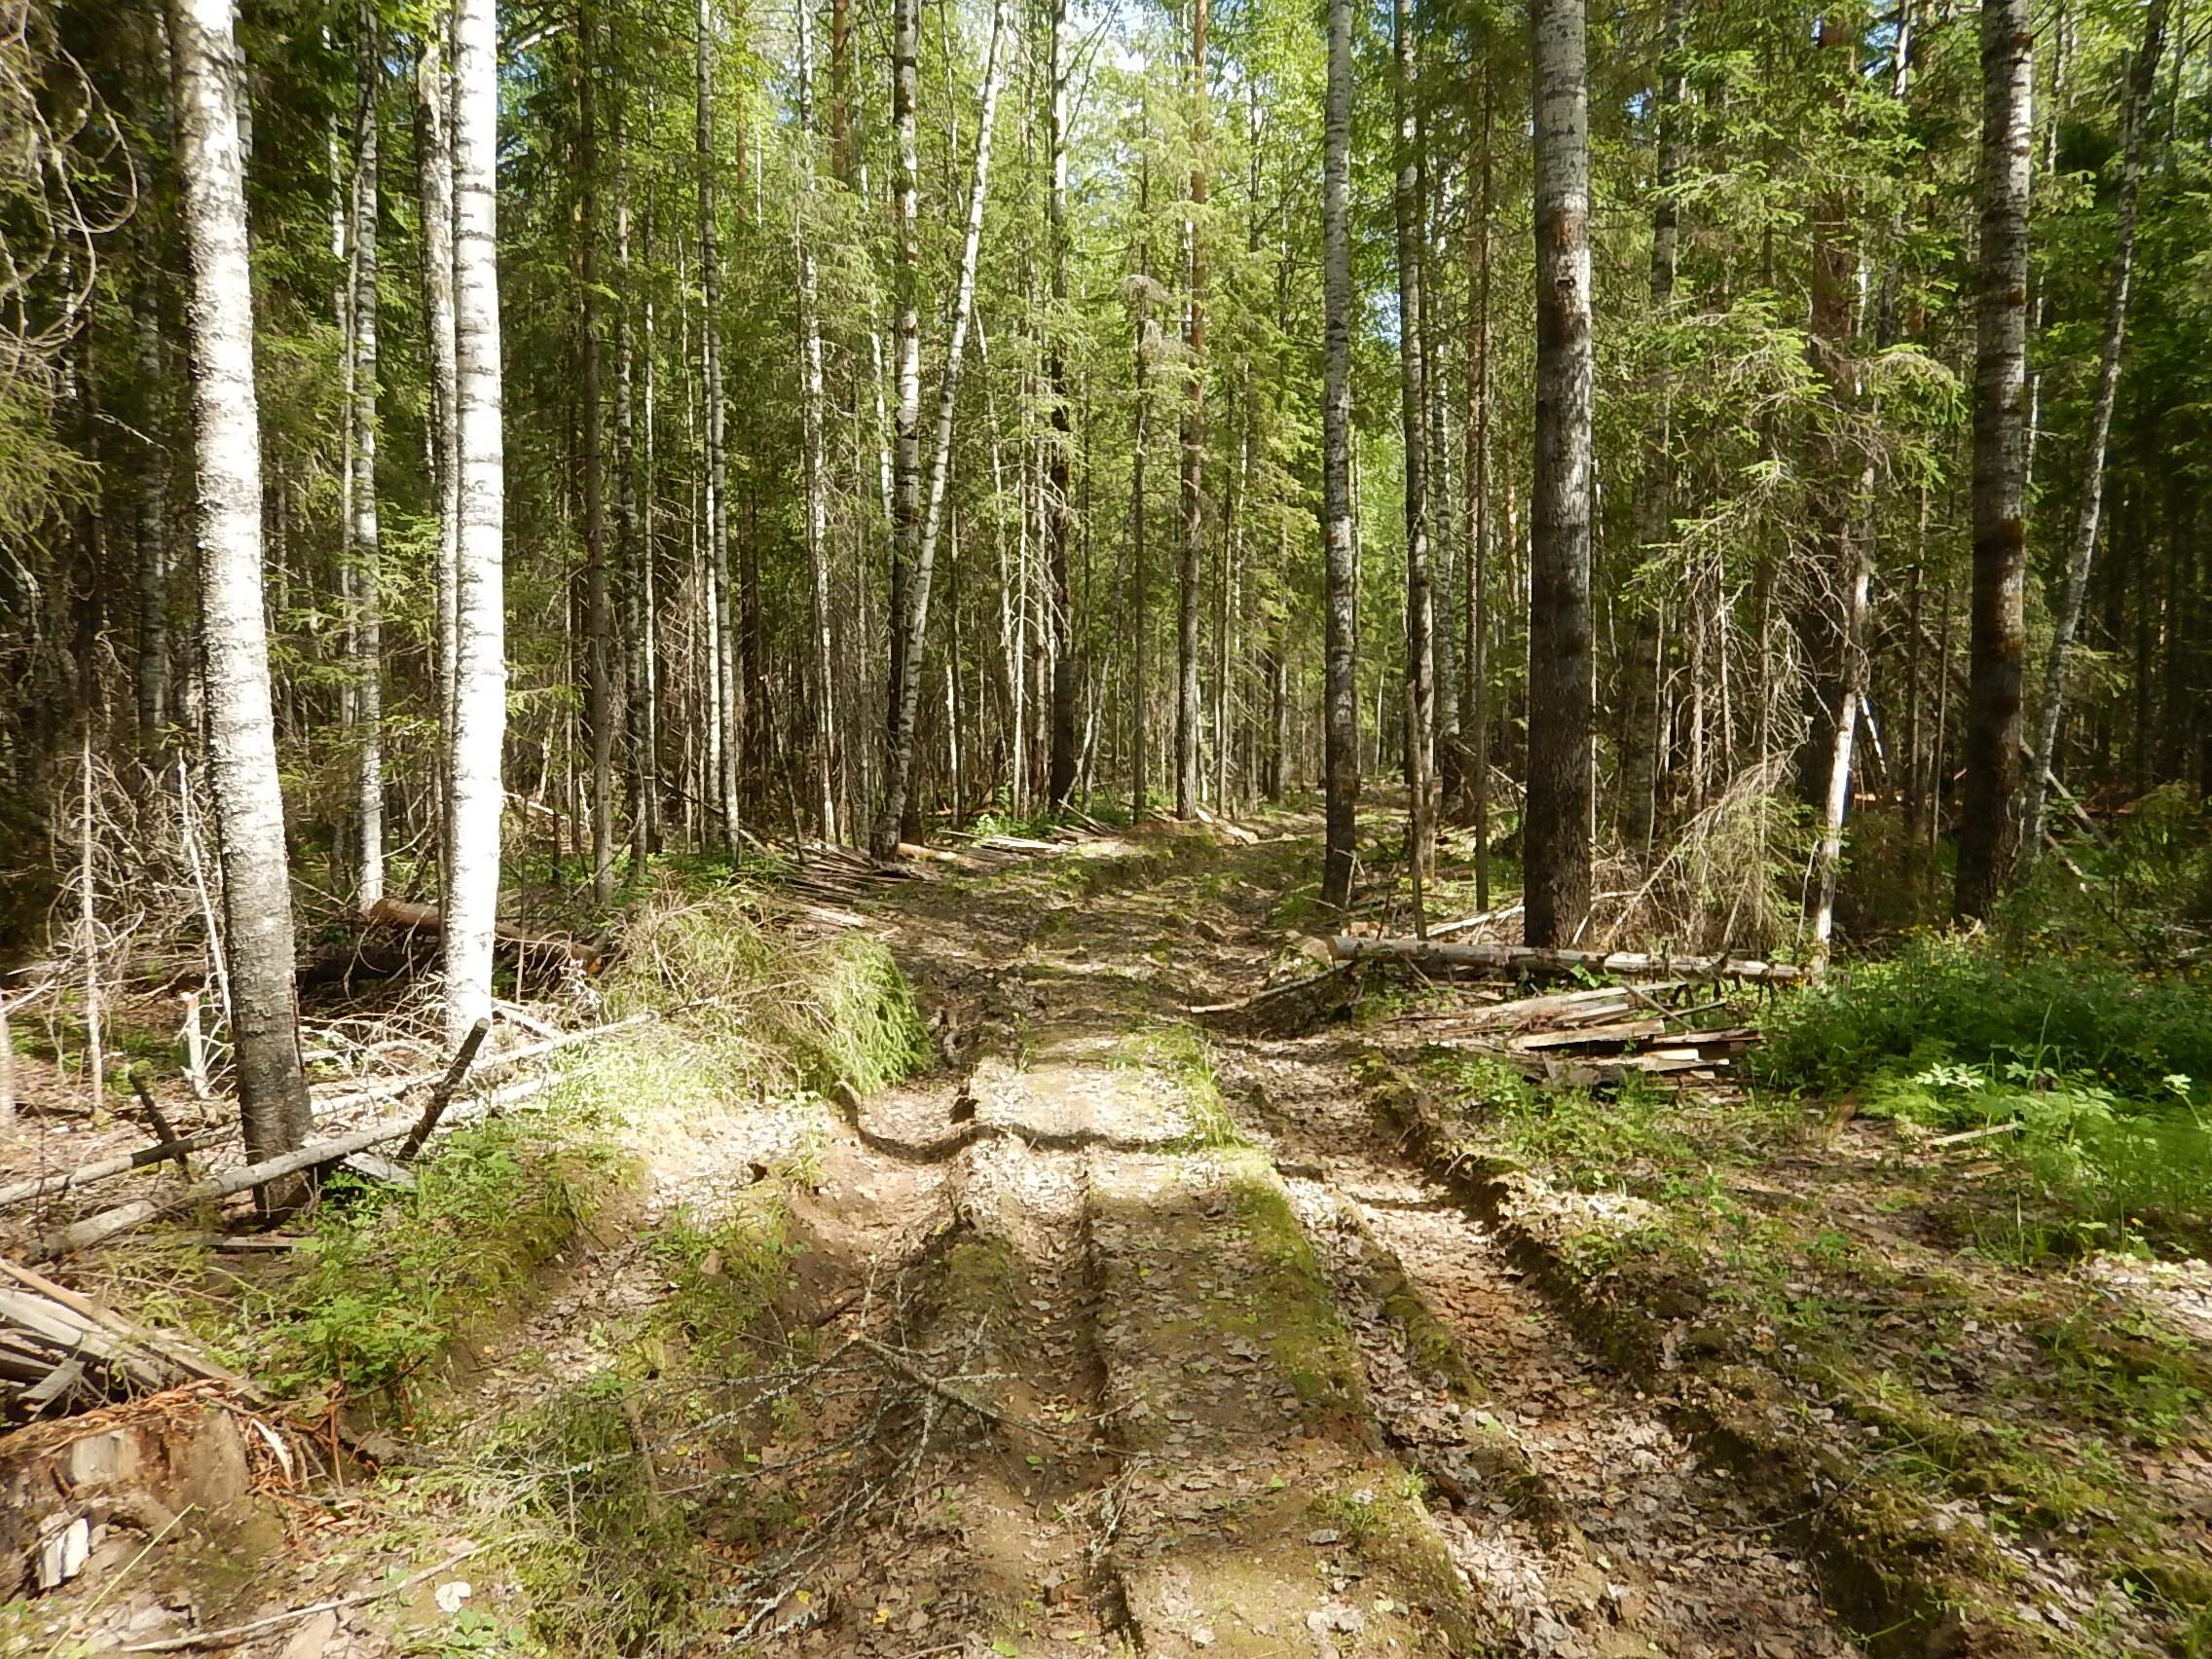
[741, 832, 1861, 1659]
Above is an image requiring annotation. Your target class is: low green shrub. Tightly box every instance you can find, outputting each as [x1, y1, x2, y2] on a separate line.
[251, 1115, 621, 1401]
[1757, 933, 2212, 1103]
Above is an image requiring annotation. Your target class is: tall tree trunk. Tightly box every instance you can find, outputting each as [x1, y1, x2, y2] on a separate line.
[349, 0, 384, 908]
[1319, 0, 1359, 908]
[132, 273, 170, 757]
[1175, 0, 1208, 821]
[1045, 0, 1078, 809]
[2022, 0, 2167, 861]
[881, 0, 921, 852]
[1393, 0, 1434, 885]
[795, 0, 837, 839]
[166, 0, 313, 1170]
[447, 0, 507, 1043]
[697, 0, 736, 845]
[1526, 0, 1595, 948]
[1956, 0, 2034, 918]
[1129, 167, 1152, 822]
[578, 0, 613, 905]
[830, 0, 851, 186]
[1805, 15, 1870, 960]
[1464, 56, 1492, 907]
[416, 23, 460, 788]
[1619, 0, 1684, 862]
[615, 116, 652, 861]
[871, 0, 1013, 858]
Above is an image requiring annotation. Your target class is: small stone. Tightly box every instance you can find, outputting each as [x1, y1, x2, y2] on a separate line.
[277, 1609, 339, 1659]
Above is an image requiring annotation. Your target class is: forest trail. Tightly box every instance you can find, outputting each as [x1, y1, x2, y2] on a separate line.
[718, 824, 1862, 1659]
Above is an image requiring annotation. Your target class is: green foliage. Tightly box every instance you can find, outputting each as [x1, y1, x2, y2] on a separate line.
[602, 886, 930, 1096]
[2004, 785, 2212, 959]
[1758, 933, 2212, 1102]
[1760, 934, 2212, 1254]
[252, 1117, 621, 1402]
[484, 1186, 808, 1654]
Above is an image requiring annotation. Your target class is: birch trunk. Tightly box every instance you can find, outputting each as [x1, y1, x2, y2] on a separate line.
[446, 0, 507, 1044]
[697, 0, 736, 845]
[1174, 0, 1208, 822]
[1957, 0, 2034, 918]
[1393, 0, 1434, 884]
[2022, 0, 2167, 862]
[348, 0, 385, 908]
[1319, 0, 1359, 908]
[1044, 0, 1078, 809]
[795, 0, 837, 839]
[1619, 0, 1684, 861]
[871, 0, 1012, 858]
[166, 0, 313, 1167]
[416, 22, 460, 778]
[1526, 0, 1596, 948]
[878, 0, 922, 857]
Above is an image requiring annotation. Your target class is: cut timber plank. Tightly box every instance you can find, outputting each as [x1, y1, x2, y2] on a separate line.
[1507, 1017, 1667, 1052]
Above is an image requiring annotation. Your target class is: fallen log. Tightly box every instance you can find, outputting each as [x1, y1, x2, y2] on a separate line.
[1428, 903, 1524, 940]
[1327, 936, 1810, 985]
[893, 841, 981, 871]
[1389, 982, 1689, 1039]
[0, 1286, 171, 1394]
[0, 1258, 250, 1392]
[32, 1075, 557, 1262]
[0, 1127, 233, 1209]
[361, 896, 603, 975]
[1, 1015, 650, 1217]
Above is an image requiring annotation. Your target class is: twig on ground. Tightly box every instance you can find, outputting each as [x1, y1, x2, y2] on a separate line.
[116, 1545, 481, 1652]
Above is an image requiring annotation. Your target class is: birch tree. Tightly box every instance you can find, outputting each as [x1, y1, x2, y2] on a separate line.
[348, 0, 384, 908]
[872, 0, 1014, 859]
[1318, 0, 1358, 909]
[1525, 0, 1595, 948]
[2022, 0, 2168, 863]
[166, 0, 314, 1170]
[446, 0, 506, 1044]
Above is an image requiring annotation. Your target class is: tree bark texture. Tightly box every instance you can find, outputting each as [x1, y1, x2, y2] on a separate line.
[446, 0, 507, 1044]
[1956, 0, 2033, 918]
[2022, 0, 2167, 862]
[166, 0, 314, 1162]
[1320, 0, 1359, 909]
[1526, 0, 1596, 948]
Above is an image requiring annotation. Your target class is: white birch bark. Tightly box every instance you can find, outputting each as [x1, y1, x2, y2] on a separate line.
[795, 0, 837, 841]
[445, 0, 506, 1045]
[165, 0, 313, 1162]
[872, 0, 1012, 857]
[349, 0, 384, 908]
[417, 20, 460, 769]
[2022, 0, 2167, 863]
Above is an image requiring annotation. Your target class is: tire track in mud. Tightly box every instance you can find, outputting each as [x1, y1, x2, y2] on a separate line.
[763, 830, 1861, 1658]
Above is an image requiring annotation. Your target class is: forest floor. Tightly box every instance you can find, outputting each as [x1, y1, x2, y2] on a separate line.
[7, 814, 2211, 1658]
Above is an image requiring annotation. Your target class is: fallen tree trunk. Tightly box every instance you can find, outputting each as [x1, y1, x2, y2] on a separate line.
[2, 1014, 651, 1218]
[0, 1127, 233, 1209]
[32, 1075, 555, 1262]
[361, 896, 603, 975]
[1328, 936, 1810, 984]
